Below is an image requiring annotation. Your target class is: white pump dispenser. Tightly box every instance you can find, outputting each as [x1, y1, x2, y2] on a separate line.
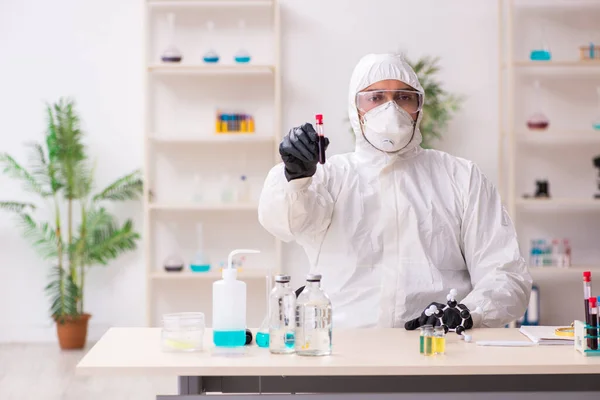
[212, 249, 260, 347]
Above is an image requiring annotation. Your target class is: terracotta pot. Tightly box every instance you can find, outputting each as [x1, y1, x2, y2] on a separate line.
[55, 313, 91, 350]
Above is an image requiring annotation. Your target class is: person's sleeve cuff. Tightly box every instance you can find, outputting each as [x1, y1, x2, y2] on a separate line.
[286, 177, 312, 193]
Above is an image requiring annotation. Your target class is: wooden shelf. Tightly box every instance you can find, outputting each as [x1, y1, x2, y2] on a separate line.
[149, 202, 258, 211]
[148, 0, 273, 9]
[148, 64, 275, 75]
[529, 266, 599, 273]
[516, 198, 600, 210]
[516, 131, 600, 144]
[149, 135, 275, 144]
[150, 269, 267, 280]
[514, 61, 600, 68]
[515, 0, 600, 10]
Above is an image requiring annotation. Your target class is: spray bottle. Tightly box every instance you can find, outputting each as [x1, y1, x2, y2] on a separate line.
[212, 249, 260, 347]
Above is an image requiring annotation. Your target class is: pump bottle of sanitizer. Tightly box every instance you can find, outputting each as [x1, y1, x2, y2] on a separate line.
[212, 249, 260, 347]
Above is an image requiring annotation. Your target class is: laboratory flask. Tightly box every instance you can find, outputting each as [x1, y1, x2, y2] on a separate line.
[161, 13, 183, 63]
[295, 274, 332, 356]
[269, 275, 296, 354]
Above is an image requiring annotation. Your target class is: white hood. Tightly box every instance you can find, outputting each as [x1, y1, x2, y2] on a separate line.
[347, 53, 425, 159]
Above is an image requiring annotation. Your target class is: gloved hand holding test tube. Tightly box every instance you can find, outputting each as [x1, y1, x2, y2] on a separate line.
[279, 116, 329, 182]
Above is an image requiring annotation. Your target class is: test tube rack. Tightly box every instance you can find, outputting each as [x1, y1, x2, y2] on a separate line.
[574, 320, 600, 356]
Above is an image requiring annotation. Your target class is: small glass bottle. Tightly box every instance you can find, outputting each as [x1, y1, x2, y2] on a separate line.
[433, 326, 446, 355]
[220, 174, 235, 203]
[421, 325, 434, 356]
[269, 275, 296, 354]
[295, 274, 332, 356]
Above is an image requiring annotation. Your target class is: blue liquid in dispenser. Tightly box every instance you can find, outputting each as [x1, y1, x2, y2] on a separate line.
[213, 330, 246, 347]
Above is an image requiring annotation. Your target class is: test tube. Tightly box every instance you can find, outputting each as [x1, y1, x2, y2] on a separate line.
[315, 114, 326, 164]
[590, 297, 598, 350]
[584, 271, 593, 349]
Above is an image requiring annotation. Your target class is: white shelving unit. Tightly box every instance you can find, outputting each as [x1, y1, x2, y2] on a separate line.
[143, 0, 281, 326]
[499, 1, 600, 270]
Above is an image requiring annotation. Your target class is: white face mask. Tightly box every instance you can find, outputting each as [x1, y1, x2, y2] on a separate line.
[360, 101, 415, 153]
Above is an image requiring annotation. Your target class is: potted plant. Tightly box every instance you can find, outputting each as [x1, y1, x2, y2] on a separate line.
[0, 98, 143, 349]
[406, 56, 463, 148]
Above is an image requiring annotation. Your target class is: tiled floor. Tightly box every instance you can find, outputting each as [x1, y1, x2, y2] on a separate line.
[0, 344, 175, 400]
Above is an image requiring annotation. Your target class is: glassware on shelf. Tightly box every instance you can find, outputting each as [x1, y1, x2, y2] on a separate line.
[191, 174, 203, 203]
[164, 254, 185, 272]
[593, 87, 600, 131]
[234, 19, 252, 64]
[161, 13, 183, 63]
[190, 224, 210, 273]
[527, 80, 550, 131]
[164, 222, 185, 272]
[530, 26, 551, 61]
[237, 175, 251, 203]
[220, 174, 235, 203]
[203, 21, 220, 63]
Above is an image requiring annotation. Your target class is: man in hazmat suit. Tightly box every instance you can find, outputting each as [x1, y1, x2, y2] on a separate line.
[258, 53, 532, 330]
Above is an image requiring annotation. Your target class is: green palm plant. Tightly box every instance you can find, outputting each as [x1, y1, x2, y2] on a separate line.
[0, 98, 143, 322]
[406, 56, 463, 149]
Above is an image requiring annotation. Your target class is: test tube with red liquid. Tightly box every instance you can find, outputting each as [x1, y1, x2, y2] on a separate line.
[315, 114, 326, 164]
[584, 271, 593, 349]
[590, 297, 598, 350]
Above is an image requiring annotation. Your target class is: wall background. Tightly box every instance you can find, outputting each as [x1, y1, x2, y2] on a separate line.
[0, 0, 584, 342]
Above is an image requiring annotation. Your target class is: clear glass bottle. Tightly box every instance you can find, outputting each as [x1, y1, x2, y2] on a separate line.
[161, 13, 183, 63]
[433, 326, 446, 355]
[295, 274, 332, 356]
[421, 325, 434, 356]
[269, 275, 296, 354]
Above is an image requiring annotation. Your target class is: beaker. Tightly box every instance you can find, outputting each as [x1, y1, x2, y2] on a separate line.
[161, 13, 183, 63]
[234, 19, 252, 63]
[256, 268, 273, 348]
[203, 21, 220, 63]
[527, 80, 549, 131]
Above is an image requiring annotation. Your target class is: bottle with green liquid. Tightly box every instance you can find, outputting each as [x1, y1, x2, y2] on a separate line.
[420, 325, 434, 356]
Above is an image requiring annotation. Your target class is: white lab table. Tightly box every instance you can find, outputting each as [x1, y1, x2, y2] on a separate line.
[77, 328, 600, 399]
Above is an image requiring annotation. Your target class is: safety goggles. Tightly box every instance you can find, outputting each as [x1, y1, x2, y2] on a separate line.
[356, 89, 424, 115]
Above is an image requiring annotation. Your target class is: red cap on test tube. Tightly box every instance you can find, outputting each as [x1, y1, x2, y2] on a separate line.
[591, 297, 598, 307]
[315, 114, 323, 124]
[584, 271, 592, 282]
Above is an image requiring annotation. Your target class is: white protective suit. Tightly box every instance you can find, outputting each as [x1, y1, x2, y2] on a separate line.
[259, 54, 532, 329]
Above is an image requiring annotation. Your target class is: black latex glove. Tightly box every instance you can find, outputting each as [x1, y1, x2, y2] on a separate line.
[404, 302, 474, 331]
[280, 123, 330, 182]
